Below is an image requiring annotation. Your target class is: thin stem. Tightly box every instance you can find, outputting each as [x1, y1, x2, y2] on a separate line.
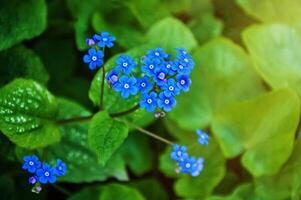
[110, 104, 140, 117]
[124, 120, 173, 145]
[100, 46, 106, 110]
[56, 115, 93, 125]
[52, 184, 72, 196]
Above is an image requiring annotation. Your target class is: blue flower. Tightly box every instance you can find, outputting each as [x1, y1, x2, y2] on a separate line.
[175, 48, 189, 56]
[196, 129, 209, 145]
[170, 144, 188, 162]
[162, 61, 176, 75]
[55, 159, 67, 177]
[137, 76, 153, 93]
[161, 79, 180, 97]
[36, 163, 57, 184]
[86, 37, 95, 46]
[139, 92, 158, 112]
[147, 48, 169, 59]
[176, 74, 191, 92]
[191, 158, 204, 177]
[115, 55, 136, 74]
[113, 76, 138, 98]
[28, 176, 38, 184]
[106, 69, 119, 86]
[178, 156, 199, 174]
[172, 60, 191, 74]
[153, 68, 168, 86]
[141, 58, 161, 75]
[22, 155, 41, 173]
[94, 32, 116, 48]
[83, 48, 104, 70]
[157, 92, 176, 112]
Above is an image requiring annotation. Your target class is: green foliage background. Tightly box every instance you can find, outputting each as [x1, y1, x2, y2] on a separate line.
[1, 0, 301, 199]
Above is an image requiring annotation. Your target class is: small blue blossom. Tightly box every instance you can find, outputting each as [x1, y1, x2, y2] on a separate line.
[106, 69, 119, 86]
[161, 79, 180, 97]
[28, 176, 38, 184]
[113, 76, 138, 99]
[153, 68, 168, 86]
[162, 61, 176, 75]
[139, 92, 158, 112]
[36, 163, 57, 184]
[172, 60, 191, 74]
[175, 48, 189, 56]
[115, 55, 137, 74]
[170, 144, 188, 162]
[86, 38, 95, 46]
[176, 74, 191, 92]
[22, 155, 41, 173]
[196, 129, 209, 145]
[83, 48, 104, 70]
[191, 158, 204, 177]
[157, 92, 176, 112]
[147, 48, 169, 59]
[94, 32, 116, 48]
[55, 160, 67, 177]
[137, 76, 153, 93]
[141, 58, 161, 75]
[178, 156, 199, 174]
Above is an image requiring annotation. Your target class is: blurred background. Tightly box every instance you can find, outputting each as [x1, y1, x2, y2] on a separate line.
[1, 0, 301, 199]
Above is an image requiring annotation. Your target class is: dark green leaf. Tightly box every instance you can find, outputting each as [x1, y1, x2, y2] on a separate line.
[100, 184, 145, 200]
[88, 112, 129, 166]
[0, 0, 47, 50]
[0, 45, 49, 87]
[0, 79, 60, 149]
[46, 98, 128, 183]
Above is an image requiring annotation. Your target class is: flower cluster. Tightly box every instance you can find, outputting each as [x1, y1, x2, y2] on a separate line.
[170, 129, 209, 176]
[22, 155, 67, 194]
[106, 47, 194, 115]
[83, 32, 115, 70]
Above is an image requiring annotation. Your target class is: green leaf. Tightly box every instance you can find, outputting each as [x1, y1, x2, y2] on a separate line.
[119, 132, 153, 176]
[88, 112, 129, 166]
[68, 187, 100, 200]
[255, 139, 301, 200]
[67, 0, 102, 50]
[168, 38, 265, 130]
[100, 184, 145, 200]
[0, 45, 49, 87]
[242, 23, 301, 97]
[46, 98, 128, 183]
[92, 13, 144, 49]
[236, 0, 301, 30]
[159, 127, 225, 198]
[0, 0, 47, 50]
[189, 14, 224, 44]
[212, 89, 300, 177]
[125, 0, 170, 29]
[129, 178, 168, 200]
[0, 79, 60, 149]
[146, 17, 198, 52]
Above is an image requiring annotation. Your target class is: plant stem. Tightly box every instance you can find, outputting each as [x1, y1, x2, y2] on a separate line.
[100, 46, 106, 110]
[110, 104, 140, 117]
[52, 184, 72, 196]
[56, 115, 93, 125]
[100, 65, 106, 110]
[124, 120, 173, 145]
